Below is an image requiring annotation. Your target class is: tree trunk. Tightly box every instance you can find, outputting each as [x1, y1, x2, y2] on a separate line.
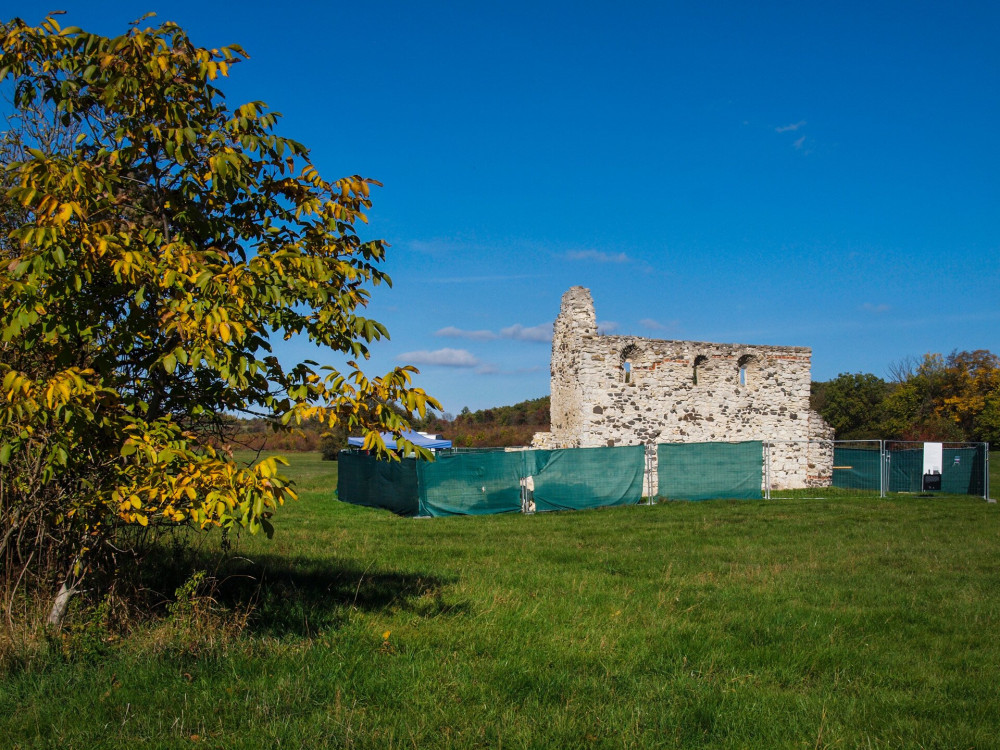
[46, 580, 78, 628]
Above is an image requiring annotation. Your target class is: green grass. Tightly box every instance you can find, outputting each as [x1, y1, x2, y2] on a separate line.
[3, 452, 1000, 748]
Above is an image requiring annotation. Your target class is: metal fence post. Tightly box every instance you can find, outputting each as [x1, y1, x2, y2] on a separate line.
[764, 441, 771, 500]
[648, 443, 657, 504]
[879, 439, 885, 498]
[984, 442, 990, 501]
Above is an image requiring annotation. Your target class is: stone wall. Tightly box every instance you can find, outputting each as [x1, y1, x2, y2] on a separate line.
[532, 286, 834, 491]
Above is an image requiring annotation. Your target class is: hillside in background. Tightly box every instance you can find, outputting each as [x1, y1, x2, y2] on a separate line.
[216, 397, 552, 456]
[429, 396, 550, 448]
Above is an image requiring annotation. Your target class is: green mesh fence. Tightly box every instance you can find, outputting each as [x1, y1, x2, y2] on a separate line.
[532, 445, 644, 512]
[340, 445, 646, 517]
[657, 441, 763, 501]
[336, 451, 419, 516]
[832, 447, 882, 491]
[416, 450, 532, 517]
[941, 447, 986, 495]
[887, 448, 922, 493]
[887, 445, 985, 496]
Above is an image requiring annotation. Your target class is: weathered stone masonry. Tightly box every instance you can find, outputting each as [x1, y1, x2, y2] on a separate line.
[532, 287, 834, 491]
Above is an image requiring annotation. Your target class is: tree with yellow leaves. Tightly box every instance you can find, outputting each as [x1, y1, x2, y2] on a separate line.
[0, 14, 438, 625]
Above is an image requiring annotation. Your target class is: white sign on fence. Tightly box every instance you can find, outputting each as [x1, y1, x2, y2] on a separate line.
[923, 442, 943, 475]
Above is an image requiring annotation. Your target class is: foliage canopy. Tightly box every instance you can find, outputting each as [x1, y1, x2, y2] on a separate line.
[813, 350, 1000, 443]
[0, 13, 438, 619]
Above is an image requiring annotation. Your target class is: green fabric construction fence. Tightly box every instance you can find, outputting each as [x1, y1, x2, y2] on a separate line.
[336, 450, 420, 516]
[831, 444, 987, 496]
[886, 445, 986, 496]
[656, 441, 763, 501]
[337, 445, 645, 517]
[832, 446, 882, 491]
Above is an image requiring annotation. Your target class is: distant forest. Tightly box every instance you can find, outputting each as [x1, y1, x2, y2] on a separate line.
[809, 349, 999, 444]
[218, 396, 552, 456]
[218, 348, 998, 456]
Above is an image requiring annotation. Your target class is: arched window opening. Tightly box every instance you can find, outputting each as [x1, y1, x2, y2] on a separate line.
[620, 344, 639, 384]
[736, 354, 756, 387]
[693, 355, 708, 385]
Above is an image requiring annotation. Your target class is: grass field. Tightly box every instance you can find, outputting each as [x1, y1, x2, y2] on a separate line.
[2, 452, 999, 748]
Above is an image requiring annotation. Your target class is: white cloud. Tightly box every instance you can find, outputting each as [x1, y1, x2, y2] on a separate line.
[403, 238, 461, 256]
[436, 322, 553, 343]
[436, 326, 497, 341]
[473, 363, 548, 376]
[640, 318, 668, 331]
[861, 302, 890, 313]
[793, 135, 807, 150]
[428, 274, 539, 283]
[499, 323, 553, 342]
[566, 249, 630, 264]
[776, 120, 807, 133]
[398, 348, 481, 367]
[597, 320, 619, 334]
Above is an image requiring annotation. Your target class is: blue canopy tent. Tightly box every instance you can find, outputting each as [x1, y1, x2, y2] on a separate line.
[347, 430, 452, 451]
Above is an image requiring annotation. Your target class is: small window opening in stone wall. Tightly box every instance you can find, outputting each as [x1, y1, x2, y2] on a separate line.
[693, 354, 708, 385]
[737, 354, 757, 387]
[620, 344, 639, 384]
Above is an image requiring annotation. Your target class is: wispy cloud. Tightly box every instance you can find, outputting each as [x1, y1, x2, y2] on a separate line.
[640, 317, 677, 331]
[500, 323, 552, 342]
[425, 274, 539, 284]
[403, 238, 462, 256]
[597, 320, 620, 334]
[775, 120, 807, 133]
[565, 248, 660, 275]
[861, 302, 890, 313]
[398, 348, 480, 367]
[475, 364, 546, 376]
[793, 135, 807, 150]
[435, 326, 496, 341]
[566, 249, 630, 264]
[437, 322, 552, 343]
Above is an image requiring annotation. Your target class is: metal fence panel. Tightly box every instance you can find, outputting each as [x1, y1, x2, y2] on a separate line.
[656, 441, 763, 501]
[533, 445, 644, 511]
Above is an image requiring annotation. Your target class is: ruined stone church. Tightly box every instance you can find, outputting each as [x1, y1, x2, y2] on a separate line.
[532, 286, 834, 489]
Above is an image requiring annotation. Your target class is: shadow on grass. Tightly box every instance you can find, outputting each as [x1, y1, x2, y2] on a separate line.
[140, 540, 465, 639]
[218, 554, 466, 637]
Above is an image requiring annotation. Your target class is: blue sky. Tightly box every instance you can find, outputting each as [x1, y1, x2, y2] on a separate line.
[5, 1, 999, 414]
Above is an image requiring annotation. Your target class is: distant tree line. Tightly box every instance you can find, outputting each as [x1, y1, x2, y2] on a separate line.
[223, 349, 999, 457]
[431, 396, 551, 449]
[210, 396, 551, 459]
[811, 350, 1000, 443]
[317, 396, 551, 458]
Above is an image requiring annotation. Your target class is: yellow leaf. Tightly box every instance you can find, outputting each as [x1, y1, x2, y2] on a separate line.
[55, 202, 73, 225]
